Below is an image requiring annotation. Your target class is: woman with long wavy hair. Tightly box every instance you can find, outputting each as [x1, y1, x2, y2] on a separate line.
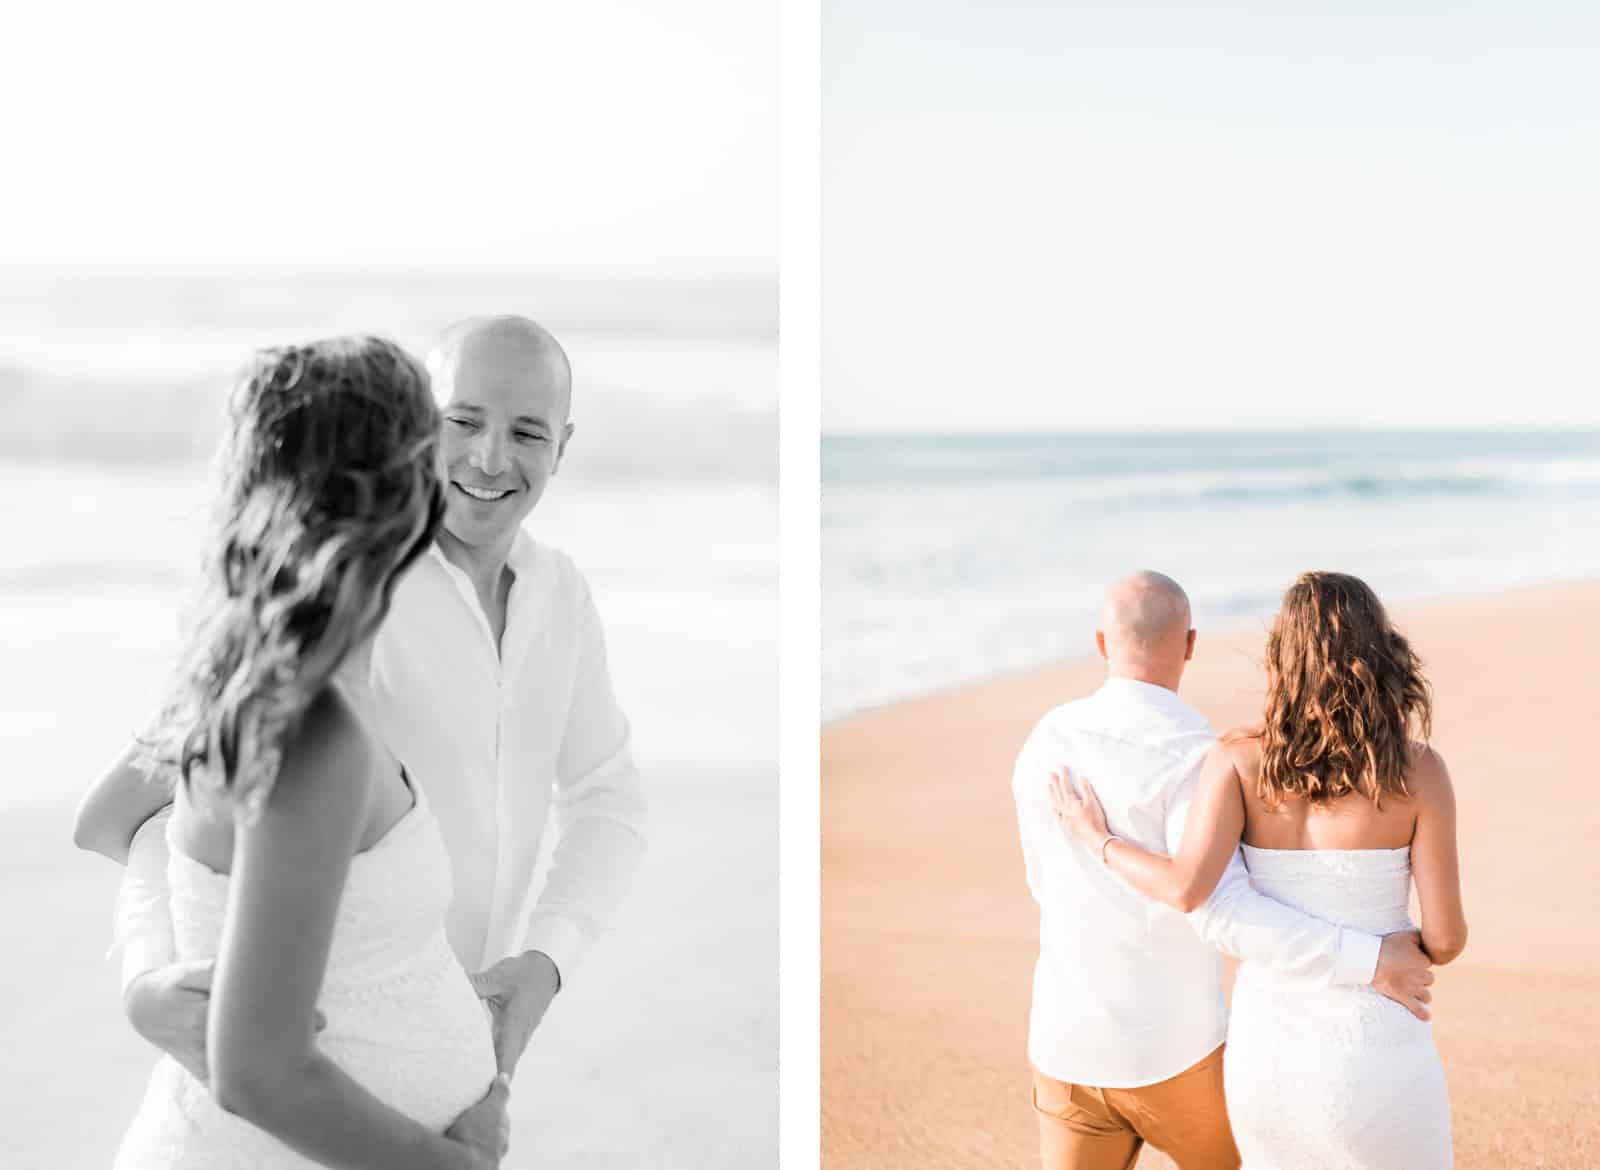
[108, 339, 509, 1169]
[1053, 571, 1466, 1170]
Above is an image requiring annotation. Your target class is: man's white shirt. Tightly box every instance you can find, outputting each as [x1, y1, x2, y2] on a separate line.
[1012, 676, 1381, 1089]
[113, 530, 647, 985]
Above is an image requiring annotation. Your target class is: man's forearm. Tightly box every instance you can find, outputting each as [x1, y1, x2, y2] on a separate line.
[1188, 856, 1382, 986]
[524, 814, 645, 980]
[542, 580, 648, 980]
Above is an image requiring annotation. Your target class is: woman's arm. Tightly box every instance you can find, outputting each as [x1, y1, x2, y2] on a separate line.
[1052, 741, 1245, 913]
[207, 690, 490, 1170]
[73, 741, 176, 863]
[1409, 748, 1468, 965]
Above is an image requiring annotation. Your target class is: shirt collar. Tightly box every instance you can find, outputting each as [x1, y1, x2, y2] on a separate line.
[506, 527, 540, 575]
[1095, 674, 1208, 727]
[425, 527, 540, 578]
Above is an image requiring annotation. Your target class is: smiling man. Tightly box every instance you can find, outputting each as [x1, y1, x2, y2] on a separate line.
[432, 317, 575, 597]
[372, 315, 647, 1068]
[82, 314, 648, 1087]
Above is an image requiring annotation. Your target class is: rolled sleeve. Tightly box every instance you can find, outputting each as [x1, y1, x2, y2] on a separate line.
[521, 917, 586, 987]
[110, 806, 178, 995]
[1334, 926, 1383, 986]
[524, 578, 648, 983]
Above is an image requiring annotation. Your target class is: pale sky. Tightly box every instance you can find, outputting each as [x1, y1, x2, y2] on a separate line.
[824, 2, 1600, 431]
[1, 1, 774, 276]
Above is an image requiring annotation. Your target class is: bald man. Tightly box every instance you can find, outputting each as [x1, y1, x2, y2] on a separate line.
[1011, 571, 1432, 1170]
[88, 316, 647, 1085]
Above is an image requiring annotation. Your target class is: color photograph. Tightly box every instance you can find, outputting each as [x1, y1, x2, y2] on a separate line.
[824, 5, 1600, 1168]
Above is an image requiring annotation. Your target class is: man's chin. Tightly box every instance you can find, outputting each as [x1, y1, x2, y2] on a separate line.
[440, 487, 544, 551]
[441, 511, 520, 550]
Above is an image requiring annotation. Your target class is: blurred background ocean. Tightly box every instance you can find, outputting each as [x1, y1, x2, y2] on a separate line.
[823, 429, 1600, 721]
[0, 270, 776, 782]
[0, 269, 776, 1167]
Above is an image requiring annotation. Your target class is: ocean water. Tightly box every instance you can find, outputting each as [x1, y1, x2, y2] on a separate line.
[0, 272, 777, 801]
[823, 430, 1600, 721]
[0, 270, 775, 474]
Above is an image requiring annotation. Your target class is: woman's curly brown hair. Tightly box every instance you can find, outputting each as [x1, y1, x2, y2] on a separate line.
[140, 337, 444, 820]
[1254, 571, 1431, 807]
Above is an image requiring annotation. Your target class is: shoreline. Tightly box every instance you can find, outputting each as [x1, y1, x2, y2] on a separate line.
[823, 575, 1600, 730]
[822, 579, 1600, 1169]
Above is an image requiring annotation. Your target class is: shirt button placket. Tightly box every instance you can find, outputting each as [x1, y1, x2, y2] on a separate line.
[488, 650, 521, 966]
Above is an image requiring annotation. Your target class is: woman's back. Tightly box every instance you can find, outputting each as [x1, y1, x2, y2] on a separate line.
[1226, 733, 1422, 853]
[1227, 731, 1466, 964]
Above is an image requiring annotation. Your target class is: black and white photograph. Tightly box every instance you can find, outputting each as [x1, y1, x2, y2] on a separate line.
[1, 4, 775, 1168]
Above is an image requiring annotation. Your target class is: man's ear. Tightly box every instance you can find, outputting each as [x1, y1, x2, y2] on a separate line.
[1095, 630, 1108, 661]
[553, 421, 576, 472]
[1185, 628, 1197, 662]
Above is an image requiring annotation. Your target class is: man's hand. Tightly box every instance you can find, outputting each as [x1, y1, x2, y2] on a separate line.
[1371, 930, 1435, 1021]
[124, 958, 325, 1083]
[469, 950, 561, 1077]
[125, 959, 215, 1082]
[445, 1072, 512, 1169]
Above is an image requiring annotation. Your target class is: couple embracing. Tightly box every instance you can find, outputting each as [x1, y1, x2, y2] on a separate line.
[73, 318, 646, 1169]
[1014, 570, 1465, 1170]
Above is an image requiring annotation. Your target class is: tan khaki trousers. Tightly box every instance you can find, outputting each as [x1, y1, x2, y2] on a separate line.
[1031, 1044, 1240, 1170]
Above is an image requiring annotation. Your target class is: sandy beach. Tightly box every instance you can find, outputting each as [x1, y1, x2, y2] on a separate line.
[822, 580, 1600, 1169]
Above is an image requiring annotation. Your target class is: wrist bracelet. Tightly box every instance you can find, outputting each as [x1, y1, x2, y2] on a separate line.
[1098, 833, 1121, 865]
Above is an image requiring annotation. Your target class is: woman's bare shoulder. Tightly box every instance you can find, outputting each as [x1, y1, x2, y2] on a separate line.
[1405, 741, 1454, 804]
[1216, 726, 1264, 772]
[269, 687, 377, 817]
[1408, 745, 1459, 781]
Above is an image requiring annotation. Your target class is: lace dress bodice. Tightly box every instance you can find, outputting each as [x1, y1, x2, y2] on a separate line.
[1241, 843, 1415, 934]
[1224, 845, 1452, 1170]
[114, 783, 497, 1169]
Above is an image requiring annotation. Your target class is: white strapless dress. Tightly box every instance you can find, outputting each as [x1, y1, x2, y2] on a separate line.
[1224, 845, 1452, 1170]
[114, 781, 498, 1169]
